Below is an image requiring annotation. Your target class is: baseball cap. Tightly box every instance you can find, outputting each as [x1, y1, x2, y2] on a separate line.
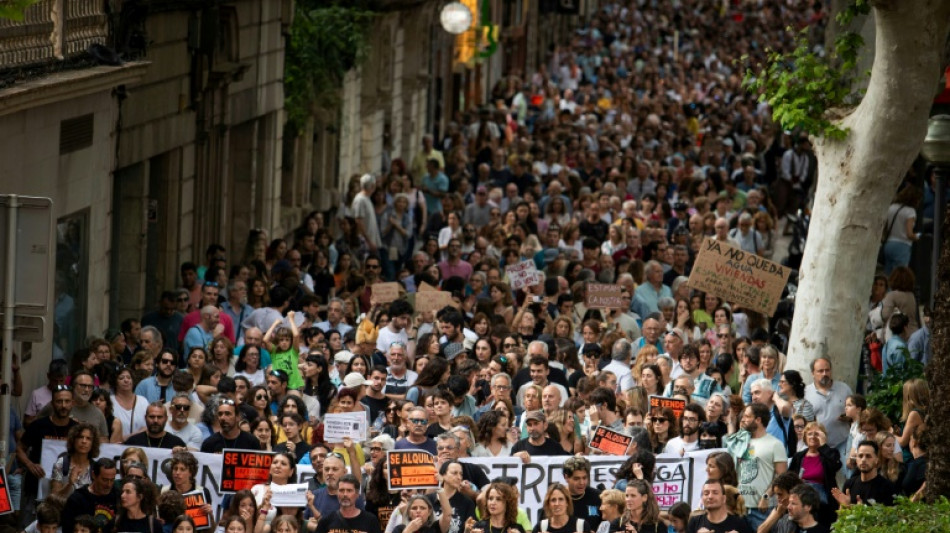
[334, 351, 355, 364]
[343, 372, 371, 388]
[525, 410, 547, 423]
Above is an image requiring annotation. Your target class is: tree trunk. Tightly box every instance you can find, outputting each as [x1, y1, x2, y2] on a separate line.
[785, 0, 950, 389]
[927, 171, 950, 500]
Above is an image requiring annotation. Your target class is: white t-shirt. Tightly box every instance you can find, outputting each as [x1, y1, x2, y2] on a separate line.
[112, 393, 150, 436]
[735, 433, 788, 508]
[166, 422, 204, 450]
[352, 192, 382, 247]
[377, 325, 409, 354]
[663, 436, 700, 455]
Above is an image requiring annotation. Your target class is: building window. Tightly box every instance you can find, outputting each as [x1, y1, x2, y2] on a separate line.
[54, 210, 88, 360]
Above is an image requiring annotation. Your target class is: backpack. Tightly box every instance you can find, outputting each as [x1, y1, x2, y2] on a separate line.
[540, 519, 585, 533]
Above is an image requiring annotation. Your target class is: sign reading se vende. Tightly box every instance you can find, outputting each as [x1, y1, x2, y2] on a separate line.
[687, 238, 791, 316]
[585, 282, 624, 309]
[650, 395, 687, 421]
[220, 450, 274, 492]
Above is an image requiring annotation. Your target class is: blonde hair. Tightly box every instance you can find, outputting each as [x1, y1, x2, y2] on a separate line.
[874, 431, 901, 483]
[599, 489, 625, 516]
[901, 378, 929, 422]
[723, 484, 746, 516]
[631, 345, 659, 378]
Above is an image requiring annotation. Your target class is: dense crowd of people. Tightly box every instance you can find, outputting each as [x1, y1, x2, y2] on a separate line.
[17, 2, 937, 533]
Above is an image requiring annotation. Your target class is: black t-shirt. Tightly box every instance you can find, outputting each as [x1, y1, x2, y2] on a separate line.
[579, 219, 608, 243]
[362, 395, 389, 425]
[62, 486, 118, 533]
[474, 521, 525, 533]
[429, 491, 476, 533]
[511, 438, 567, 457]
[902, 455, 927, 496]
[315, 510, 382, 533]
[123, 431, 187, 449]
[686, 513, 754, 533]
[366, 494, 401, 530]
[532, 518, 590, 533]
[460, 462, 490, 489]
[115, 515, 162, 533]
[570, 487, 602, 530]
[792, 522, 831, 533]
[842, 473, 896, 506]
[21, 416, 76, 465]
[275, 440, 312, 463]
[427, 422, 452, 439]
[200, 431, 261, 453]
[512, 367, 569, 395]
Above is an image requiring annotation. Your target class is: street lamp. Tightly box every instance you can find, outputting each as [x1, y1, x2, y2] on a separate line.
[921, 114, 950, 306]
[440, 2, 473, 35]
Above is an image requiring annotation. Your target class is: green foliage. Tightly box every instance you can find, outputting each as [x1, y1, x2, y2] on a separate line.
[865, 356, 924, 424]
[742, 0, 871, 139]
[833, 496, 950, 533]
[284, 1, 376, 130]
[0, 0, 38, 21]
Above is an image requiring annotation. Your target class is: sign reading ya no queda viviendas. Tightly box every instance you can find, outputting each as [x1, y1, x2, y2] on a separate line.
[688, 238, 791, 316]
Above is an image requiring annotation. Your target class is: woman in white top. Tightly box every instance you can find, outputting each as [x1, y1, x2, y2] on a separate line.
[110, 366, 149, 442]
[234, 344, 266, 386]
[251, 451, 297, 530]
[437, 211, 463, 259]
[471, 410, 516, 457]
[601, 224, 627, 257]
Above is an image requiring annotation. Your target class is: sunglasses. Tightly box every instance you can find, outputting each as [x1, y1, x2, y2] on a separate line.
[370, 447, 383, 453]
[409, 418, 428, 425]
[326, 452, 344, 459]
[256, 394, 269, 401]
[717, 334, 730, 339]
[365, 264, 381, 270]
[203, 281, 220, 288]
[54, 384, 72, 392]
[160, 358, 176, 365]
[503, 343, 518, 348]
[653, 418, 668, 424]
[172, 404, 190, 411]
[386, 407, 399, 412]
[176, 297, 189, 302]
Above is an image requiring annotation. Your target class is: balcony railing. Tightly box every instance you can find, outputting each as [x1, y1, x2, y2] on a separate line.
[0, 0, 108, 70]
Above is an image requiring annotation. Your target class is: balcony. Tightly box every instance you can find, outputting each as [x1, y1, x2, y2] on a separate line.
[0, 0, 108, 71]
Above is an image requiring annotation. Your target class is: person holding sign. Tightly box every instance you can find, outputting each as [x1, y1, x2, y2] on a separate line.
[532, 483, 591, 533]
[164, 452, 214, 525]
[252, 452, 298, 528]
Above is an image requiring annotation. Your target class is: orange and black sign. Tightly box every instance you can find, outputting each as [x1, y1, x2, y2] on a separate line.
[183, 490, 210, 529]
[220, 449, 274, 493]
[387, 450, 438, 490]
[650, 395, 687, 421]
[588, 426, 633, 455]
[0, 468, 12, 515]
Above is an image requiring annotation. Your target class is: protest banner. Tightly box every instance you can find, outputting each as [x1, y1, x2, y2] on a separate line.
[0, 469, 11, 515]
[388, 450, 439, 490]
[585, 283, 624, 309]
[323, 412, 368, 442]
[183, 490, 211, 529]
[506, 260, 541, 291]
[39, 440, 714, 522]
[415, 289, 456, 314]
[688, 238, 791, 316]
[372, 282, 401, 304]
[220, 449, 275, 493]
[588, 426, 633, 455]
[650, 395, 687, 421]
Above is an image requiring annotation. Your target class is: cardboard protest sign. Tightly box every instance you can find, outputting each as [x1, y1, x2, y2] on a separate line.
[415, 289, 456, 314]
[506, 260, 541, 291]
[688, 238, 791, 316]
[418, 282, 439, 292]
[220, 449, 274, 492]
[387, 450, 439, 490]
[183, 490, 211, 528]
[372, 282, 401, 304]
[585, 282, 624, 309]
[650, 395, 687, 421]
[588, 426, 633, 455]
[323, 412, 368, 442]
[0, 469, 11, 515]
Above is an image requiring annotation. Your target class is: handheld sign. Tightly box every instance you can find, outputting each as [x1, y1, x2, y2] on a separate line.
[183, 490, 211, 529]
[323, 412, 368, 442]
[650, 395, 687, 421]
[0, 469, 11, 515]
[588, 426, 633, 455]
[220, 450, 275, 493]
[585, 283, 624, 309]
[372, 282, 401, 304]
[506, 260, 541, 291]
[687, 238, 791, 316]
[270, 483, 309, 507]
[416, 290, 456, 314]
[387, 450, 439, 491]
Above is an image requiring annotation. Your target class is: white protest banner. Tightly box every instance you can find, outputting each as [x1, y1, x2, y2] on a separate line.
[323, 411, 368, 442]
[270, 482, 309, 507]
[461, 449, 716, 522]
[505, 260, 541, 291]
[40, 440, 317, 521]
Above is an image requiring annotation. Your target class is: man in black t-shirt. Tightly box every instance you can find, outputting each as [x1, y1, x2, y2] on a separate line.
[786, 485, 830, 533]
[686, 480, 754, 533]
[361, 366, 390, 424]
[123, 402, 187, 449]
[430, 462, 476, 533]
[511, 411, 567, 459]
[61, 457, 119, 533]
[833, 441, 896, 507]
[200, 399, 261, 453]
[314, 474, 381, 533]
[16, 387, 77, 508]
[562, 457, 602, 530]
